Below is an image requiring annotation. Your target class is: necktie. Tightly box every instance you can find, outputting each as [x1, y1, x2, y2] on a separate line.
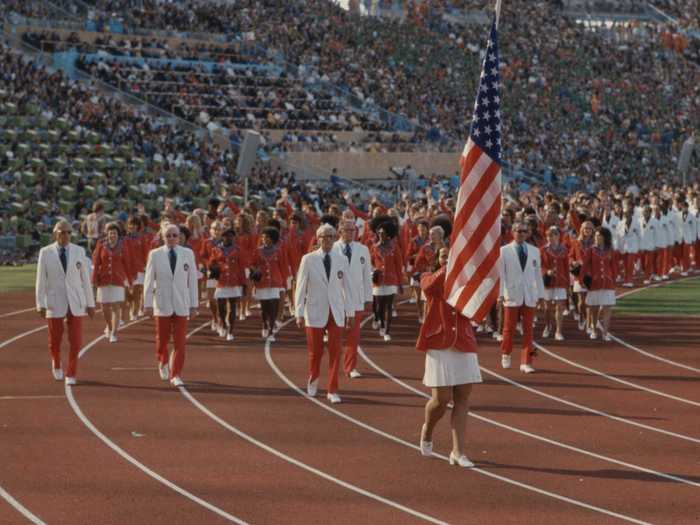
[323, 252, 331, 280]
[517, 243, 527, 271]
[169, 248, 177, 274]
[59, 246, 67, 273]
[344, 243, 352, 263]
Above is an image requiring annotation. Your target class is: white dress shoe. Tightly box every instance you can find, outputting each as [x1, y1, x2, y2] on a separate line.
[589, 331, 597, 340]
[420, 425, 432, 456]
[170, 376, 184, 387]
[392, 310, 398, 318]
[226, 333, 234, 342]
[326, 393, 342, 404]
[492, 331, 501, 340]
[104, 327, 109, 337]
[643, 279, 651, 285]
[349, 369, 362, 379]
[383, 334, 392, 342]
[109, 334, 118, 343]
[262, 328, 269, 339]
[52, 367, 64, 381]
[555, 332, 564, 341]
[64, 377, 77, 386]
[603, 333, 612, 342]
[623, 282, 634, 288]
[542, 326, 550, 338]
[449, 452, 474, 468]
[210, 320, 217, 331]
[501, 354, 511, 369]
[372, 319, 379, 330]
[495, 333, 503, 342]
[268, 334, 276, 342]
[519, 364, 535, 374]
[307, 378, 319, 397]
[158, 363, 170, 381]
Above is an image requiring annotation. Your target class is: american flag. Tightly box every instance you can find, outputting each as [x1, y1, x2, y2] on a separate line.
[444, 18, 502, 323]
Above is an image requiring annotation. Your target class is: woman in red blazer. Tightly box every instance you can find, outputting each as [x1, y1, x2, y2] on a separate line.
[234, 213, 256, 320]
[124, 215, 147, 321]
[92, 222, 133, 343]
[201, 220, 223, 332]
[211, 228, 248, 342]
[540, 226, 570, 341]
[583, 226, 618, 341]
[406, 220, 429, 321]
[417, 247, 481, 469]
[250, 227, 287, 340]
[413, 225, 445, 323]
[369, 218, 403, 342]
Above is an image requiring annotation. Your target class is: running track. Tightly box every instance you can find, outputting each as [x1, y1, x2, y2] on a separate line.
[1, 280, 698, 524]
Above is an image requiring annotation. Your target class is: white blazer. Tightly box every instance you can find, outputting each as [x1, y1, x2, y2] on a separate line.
[616, 220, 640, 254]
[294, 248, 354, 328]
[35, 242, 95, 318]
[332, 240, 373, 312]
[143, 245, 198, 317]
[681, 212, 697, 244]
[498, 241, 544, 308]
[639, 216, 657, 251]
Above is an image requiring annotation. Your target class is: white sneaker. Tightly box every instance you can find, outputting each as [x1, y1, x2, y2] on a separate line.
[495, 333, 503, 342]
[449, 452, 474, 468]
[274, 320, 282, 333]
[170, 376, 184, 387]
[383, 334, 392, 342]
[158, 363, 170, 381]
[349, 369, 362, 379]
[104, 327, 109, 337]
[420, 425, 433, 456]
[210, 320, 217, 331]
[129, 312, 136, 321]
[392, 310, 398, 318]
[572, 312, 579, 321]
[555, 332, 564, 341]
[603, 333, 612, 342]
[119, 320, 125, 327]
[226, 332, 234, 342]
[379, 328, 386, 337]
[65, 377, 77, 386]
[652, 275, 661, 282]
[519, 364, 535, 374]
[372, 319, 379, 330]
[662, 275, 670, 281]
[326, 393, 342, 404]
[622, 282, 634, 288]
[238, 311, 246, 321]
[577, 319, 586, 331]
[408, 297, 417, 304]
[542, 326, 551, 338]
[307, 378, 319, 397]
[501, 354, 511, 369]
[492, 331, 501, 340]
[138, 309, 145, 317]
[52, 367, 64, 381]
[268, 334, 276, 342]
[590, 331, 597, 340]
[643, 279, 651, 285]
[218, 327, 227, 338]
[262, 328, 269, 339]
[109, 333, 118, 343]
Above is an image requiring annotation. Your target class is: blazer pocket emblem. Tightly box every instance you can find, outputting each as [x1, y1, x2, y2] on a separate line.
[360, 256, 365, 265]
[183, 263, 189, 272]
[76, 261, 82, 269]
[337, 270, 343, 279]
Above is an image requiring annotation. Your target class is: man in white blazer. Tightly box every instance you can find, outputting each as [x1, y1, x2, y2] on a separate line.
[333, 220, 373, 379]
[498, 222, 545, 373]
[143, 224, 198, 387]
[35, 219, 95, 385]
[295, 224, 355, 404]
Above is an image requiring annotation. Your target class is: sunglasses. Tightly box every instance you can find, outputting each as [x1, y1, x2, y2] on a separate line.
[516, 229, 528, 234]
[165, 233, 179, 238]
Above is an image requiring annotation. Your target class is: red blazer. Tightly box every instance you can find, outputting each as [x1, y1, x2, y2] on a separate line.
[200, 238, 221, 269]
[414, 242, 439, 274]
[583, 246, 618, 291]
[370, 240, 403, 286]
[188, 237, 205, 270]
[124, 233, 147, 274]
[212, 243, 248, 288]
[416, 267, 477, 353]
[400, 220, 418, 260]
[251, 244, 286, 288]
[406, 235, 428, 271]
[540, 244, 570, 289]
[92, 240, 133, 287]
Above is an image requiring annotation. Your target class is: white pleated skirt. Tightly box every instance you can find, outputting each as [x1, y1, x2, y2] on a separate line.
[373, 285, 398, 296]
[254, 287, 284, 300]
[544, 287, 567, 301]
[97, 285, 125, 304]
[586, 289, 616, 306]
[422, 349, 482, 388]
[214, 286, 243, 299]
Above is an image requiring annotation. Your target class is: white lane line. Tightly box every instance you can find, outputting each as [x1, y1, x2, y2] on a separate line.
[178, 321, 447, 525]
[0, 484, 46, 525]
[357, 347, 700, 488]
[68, 317, 250, 525]
[481, 366, 700, 445]
[0, 395, 64, 401]
[533, 342, 700, 408]
[264, 344, 650, 525]
[0, 307, 35, 318]
[0, 326, 47, 349]
[606, 334, 700, 374]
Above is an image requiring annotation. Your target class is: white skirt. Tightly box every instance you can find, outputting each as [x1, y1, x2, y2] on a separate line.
[573, 281, 588, 293]
[206, 279, 218, 289]
[586, 289, 616, 306]
[214, 286, 243, 299]
[544, 287, 567, 301]
[423, 349, 482, 388]
[254, 287, 284, 300]
[97, 285, 125, 304]
[373, 285, 398, 296]
[134, 272, 145, 285]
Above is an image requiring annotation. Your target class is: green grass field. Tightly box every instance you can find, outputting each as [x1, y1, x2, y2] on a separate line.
[615, 277, 700, 316]
[0, 264, 37, 293]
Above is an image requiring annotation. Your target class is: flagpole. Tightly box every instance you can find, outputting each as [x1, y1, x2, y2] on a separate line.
[495, 0, 502, 28]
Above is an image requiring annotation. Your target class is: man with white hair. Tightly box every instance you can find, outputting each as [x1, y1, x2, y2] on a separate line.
[295, 224, 355, 404]
[333, 220, 373, 379]
[143, 224, 199, 387]
[35, 219, 95, 385]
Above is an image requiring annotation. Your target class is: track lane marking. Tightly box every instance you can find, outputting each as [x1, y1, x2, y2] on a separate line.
[0, 307, 35, 318]
[606, 334, 700, 374]
[0, 484, 46, 525]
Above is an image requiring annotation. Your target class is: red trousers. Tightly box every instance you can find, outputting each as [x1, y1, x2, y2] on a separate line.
[623, 253, 636, 283]
[642, 250, 656, 279]
[343, 311, 363, 375]
[156, 315, 188, 379]
[501, 305, 535, 365]
[681, 243, 692, 271]
[306, 315, 342, 394]
[47, 313, 82, 378]
[655, 248, 668, 276]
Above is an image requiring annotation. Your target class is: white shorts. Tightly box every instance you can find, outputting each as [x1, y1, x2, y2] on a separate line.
[254, 287, 284, 301]
[423, 350, 482, 388]
[206, 279, 218, 289]
[544, 288, 567, 301]
[585, 289, 616, 306]
[97, 285, 125, 304]
[134, 272, 145, 285]
[373, 285, 398, 296]
[214, 287, 243, 299]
